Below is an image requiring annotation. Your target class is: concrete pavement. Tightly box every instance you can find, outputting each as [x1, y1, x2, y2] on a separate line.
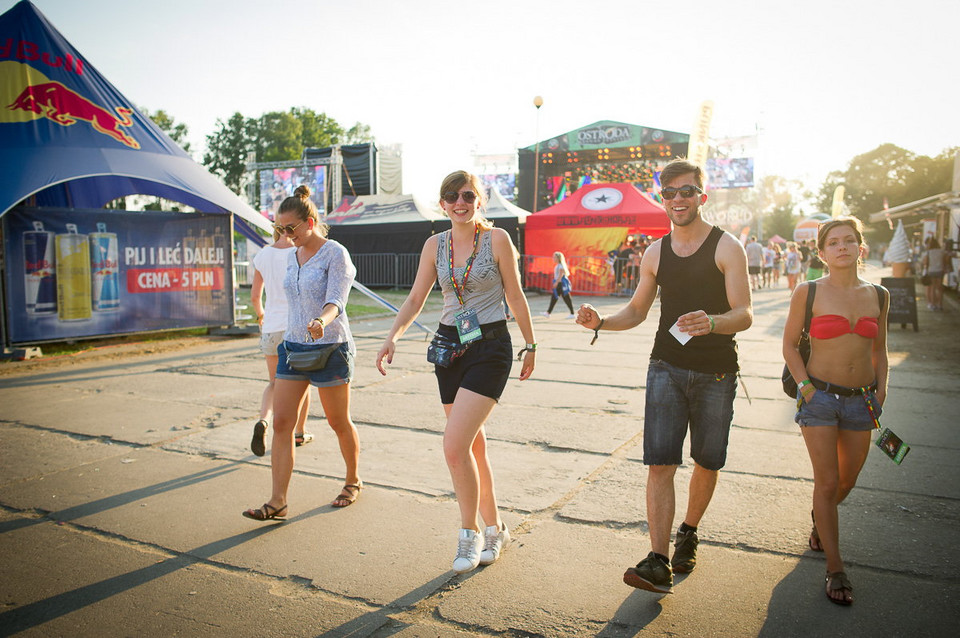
[1, 263, 958, 637]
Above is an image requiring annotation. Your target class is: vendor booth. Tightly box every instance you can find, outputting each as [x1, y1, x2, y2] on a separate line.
[0, 1, 272, 347]
[524, 182, 670, 294]
[325, 194, 443, 287]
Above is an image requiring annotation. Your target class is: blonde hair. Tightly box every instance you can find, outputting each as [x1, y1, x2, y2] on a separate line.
[439, 170, 493, 231]
[554, 251, 570, 277]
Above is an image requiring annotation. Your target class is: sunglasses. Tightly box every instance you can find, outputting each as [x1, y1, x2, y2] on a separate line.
[274, 220, 306, 235]
[442, 190, 478, 204]
[660, 185, 703, 200]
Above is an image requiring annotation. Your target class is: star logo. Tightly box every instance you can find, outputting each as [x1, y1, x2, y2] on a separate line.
[581, 187, 623, 210]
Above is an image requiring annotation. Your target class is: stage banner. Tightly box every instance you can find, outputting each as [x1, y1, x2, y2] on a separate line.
[3, 208, 233, 345]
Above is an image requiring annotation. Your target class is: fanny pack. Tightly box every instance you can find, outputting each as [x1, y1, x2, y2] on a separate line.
[426, 333, 468, 368]
[285, 343, 340, 372]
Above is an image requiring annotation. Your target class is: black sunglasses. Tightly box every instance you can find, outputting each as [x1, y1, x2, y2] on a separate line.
[660, 185, 703, 200]
[442, 190, 478, 204]
[274, 220, 306, 235]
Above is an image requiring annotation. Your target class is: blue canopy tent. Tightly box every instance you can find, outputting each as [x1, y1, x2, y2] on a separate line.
[0, 1, 277, 348]
[0, 1, 270, 241]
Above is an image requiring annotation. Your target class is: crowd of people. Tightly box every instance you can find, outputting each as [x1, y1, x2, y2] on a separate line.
[242, 160, 895, 608]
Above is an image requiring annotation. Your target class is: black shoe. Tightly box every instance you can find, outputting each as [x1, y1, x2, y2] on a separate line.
[623, 552, 673, 593]
[671, 528, 699, 574]
[251, 420, 267, 457]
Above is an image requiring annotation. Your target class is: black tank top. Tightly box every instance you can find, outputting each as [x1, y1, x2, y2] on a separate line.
[651, 225, 739, 373]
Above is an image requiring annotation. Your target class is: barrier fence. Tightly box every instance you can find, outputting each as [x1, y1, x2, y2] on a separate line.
[350, 253, 641, 297]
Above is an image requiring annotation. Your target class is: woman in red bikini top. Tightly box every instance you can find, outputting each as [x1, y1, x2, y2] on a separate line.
[781, 216, 890, 606]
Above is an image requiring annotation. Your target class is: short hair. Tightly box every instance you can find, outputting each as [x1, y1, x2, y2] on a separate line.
[817, 216, 863, 251]
[659, 157, 704, 190]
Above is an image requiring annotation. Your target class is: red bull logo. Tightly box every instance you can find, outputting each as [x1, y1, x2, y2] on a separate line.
[7, 80, 140, 149]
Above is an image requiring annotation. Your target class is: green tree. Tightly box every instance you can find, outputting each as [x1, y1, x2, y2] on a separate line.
[203, 112, 256, 194]
[344, 121, 374, 144]
[293, 107, 345, 148]
[143, 108, 191, 153]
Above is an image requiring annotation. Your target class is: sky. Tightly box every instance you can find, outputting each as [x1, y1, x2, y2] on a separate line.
[5, 0, 959, 205]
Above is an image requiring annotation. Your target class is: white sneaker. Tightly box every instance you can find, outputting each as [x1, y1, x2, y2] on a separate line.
[540, 311, 550, 318]
[452, 528, 482, 573]
[565, 313, 576, 319]
[479, 523, 510, 565]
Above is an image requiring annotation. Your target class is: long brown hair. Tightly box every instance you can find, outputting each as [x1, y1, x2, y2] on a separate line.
[439, 170, 493, 231]
[278, 185, 328, 237]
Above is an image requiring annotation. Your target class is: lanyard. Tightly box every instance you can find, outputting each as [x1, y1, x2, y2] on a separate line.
[448, 225, 480, 306]
[859, 387, 882, 429]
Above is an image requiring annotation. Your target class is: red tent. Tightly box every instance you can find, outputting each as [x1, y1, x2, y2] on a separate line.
[524, 183, 670, 293]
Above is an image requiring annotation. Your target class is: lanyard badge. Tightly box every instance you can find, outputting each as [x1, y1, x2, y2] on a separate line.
[449, 226, 483, 344]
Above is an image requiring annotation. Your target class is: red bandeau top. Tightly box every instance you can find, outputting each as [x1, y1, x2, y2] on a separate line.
[809, 315, 879, 339]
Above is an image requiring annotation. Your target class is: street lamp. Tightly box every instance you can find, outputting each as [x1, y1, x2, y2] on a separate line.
[532, 95, 543, 213]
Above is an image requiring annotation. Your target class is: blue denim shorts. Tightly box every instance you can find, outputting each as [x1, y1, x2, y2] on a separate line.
[643, 359, 738, 470]
[276, 341, 353, 387]
[795, 388, 880, 431]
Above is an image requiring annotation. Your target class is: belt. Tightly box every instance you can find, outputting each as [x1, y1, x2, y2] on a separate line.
[438, 322, 509, 341]
[809, 377, 877, 397]
[481, 324, 509, 340]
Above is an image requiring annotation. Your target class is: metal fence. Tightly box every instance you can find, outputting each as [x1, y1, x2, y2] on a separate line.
[351, 252, 639, 297]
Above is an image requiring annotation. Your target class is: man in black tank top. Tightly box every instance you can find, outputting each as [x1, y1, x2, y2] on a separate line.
[577, 159, 753, 594]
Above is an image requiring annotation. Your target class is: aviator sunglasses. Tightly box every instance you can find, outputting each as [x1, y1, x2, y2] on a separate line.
[442, 190, 478, 204]
[660, 185, 703, 200]
[274, 219, 306, 235]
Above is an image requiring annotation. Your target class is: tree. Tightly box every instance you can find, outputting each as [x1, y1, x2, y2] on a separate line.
[143, 108, 191, 152]
[203, 112, 256, 194]
[816, 144, 956, 223]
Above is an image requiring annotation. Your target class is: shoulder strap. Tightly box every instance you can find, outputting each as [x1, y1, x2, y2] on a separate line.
[873, 283, 887, 309]
[803, 282, 817, 334]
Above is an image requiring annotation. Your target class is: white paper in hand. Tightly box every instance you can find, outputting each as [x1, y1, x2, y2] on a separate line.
[669, 320, 693, 345]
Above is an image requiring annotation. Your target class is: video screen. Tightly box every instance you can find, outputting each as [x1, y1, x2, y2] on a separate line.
[706, 158, 754, 190]
[259, 165, 327, 220]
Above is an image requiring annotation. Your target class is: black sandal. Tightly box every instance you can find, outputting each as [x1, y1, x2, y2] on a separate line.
[242, 502, 287, 521]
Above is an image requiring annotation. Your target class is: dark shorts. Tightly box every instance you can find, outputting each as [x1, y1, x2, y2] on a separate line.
[643, 359, 738, 470]
[434, 321, 513, 404]
[276, 341, 353, 387]
[795, 385, 880, 431]
[748, 266, 761, 275]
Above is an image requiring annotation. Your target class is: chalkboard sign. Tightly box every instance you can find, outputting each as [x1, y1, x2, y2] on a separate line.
[881, 277, 918, 331]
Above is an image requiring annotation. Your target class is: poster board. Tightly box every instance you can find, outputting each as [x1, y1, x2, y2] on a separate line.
[880, 277, 918, 332]
[3, 208, 233, 345]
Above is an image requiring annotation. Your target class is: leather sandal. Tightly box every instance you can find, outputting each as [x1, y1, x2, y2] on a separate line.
[242, 502, 287, 521]
[809, 510, 823, 552]
[825, 571, 853, 606]
[295, 431, 314, 447]
[332, 483, 362, 507]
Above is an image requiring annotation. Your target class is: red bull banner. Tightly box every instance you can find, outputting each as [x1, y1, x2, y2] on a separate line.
[3, 208, 233, 345]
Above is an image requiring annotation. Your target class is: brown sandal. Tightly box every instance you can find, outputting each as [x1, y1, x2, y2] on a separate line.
[242, 502, 287, 521]
[825, 571, 853, 605]
[809, 510, 823, 552]
[332, 483, 362, 507]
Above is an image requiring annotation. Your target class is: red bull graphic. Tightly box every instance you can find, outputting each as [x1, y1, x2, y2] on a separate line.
[0, 38, 84, 75]
[7, 80, 140, 149]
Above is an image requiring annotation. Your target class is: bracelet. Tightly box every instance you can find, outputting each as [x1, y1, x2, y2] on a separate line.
[590, 317, 605, 346]
[708, 315, 715, 333]
[313, 317, 326, 327]
[798, 379, 812, 388]
[516, 343, 537, 361]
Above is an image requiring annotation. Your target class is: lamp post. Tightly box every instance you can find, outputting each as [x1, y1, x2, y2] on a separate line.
[532, 95, 543, 213]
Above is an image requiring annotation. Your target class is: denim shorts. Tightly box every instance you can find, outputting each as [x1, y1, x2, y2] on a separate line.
[434, 322, 513, 404]
[795, 388, 880, 431]
[276, 341, 353, 387]
[259, 330, 284, 356]
[643, 359, 738, 470]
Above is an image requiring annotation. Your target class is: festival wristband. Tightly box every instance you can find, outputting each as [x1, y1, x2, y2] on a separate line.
[516, 343, 537, 361]
[590, 318, 605, 346]
[708, 315, 715, 333]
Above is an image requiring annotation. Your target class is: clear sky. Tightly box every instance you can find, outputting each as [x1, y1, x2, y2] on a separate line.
[6, 0, 959, 205]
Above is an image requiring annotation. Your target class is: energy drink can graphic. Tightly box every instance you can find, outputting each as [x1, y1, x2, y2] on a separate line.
[23, 221, 57, 315]
[90, 223, 120, 312]
[55, 224, 92, 321]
